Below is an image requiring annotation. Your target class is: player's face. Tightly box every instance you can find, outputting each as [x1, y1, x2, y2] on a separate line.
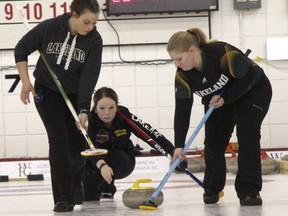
[73, 10, 99, 35]
[169, 47, 195, 71]
[95, 97, 117, 126]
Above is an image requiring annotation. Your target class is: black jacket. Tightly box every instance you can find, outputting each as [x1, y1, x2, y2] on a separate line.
[14, 13, 103, 112]
[174, 42, 264, 148]
[88, 105, 175, 163]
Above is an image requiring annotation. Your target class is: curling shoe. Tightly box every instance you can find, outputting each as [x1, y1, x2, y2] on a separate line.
[53, 201, 74, 212]
[100, 183, 116, 199]
[100, 192, 114, 199]
[203, 191, 219, 204]
[240, 193, 262, 206]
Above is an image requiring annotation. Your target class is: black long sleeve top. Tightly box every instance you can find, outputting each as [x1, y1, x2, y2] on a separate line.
[14, 13, 103, 113]
[88, 105, 175, 164]
[174, 42, 263, 148]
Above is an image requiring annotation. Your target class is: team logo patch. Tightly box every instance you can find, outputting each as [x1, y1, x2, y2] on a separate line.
[96, 129, 109, 143]
[114, 129, 127, 137]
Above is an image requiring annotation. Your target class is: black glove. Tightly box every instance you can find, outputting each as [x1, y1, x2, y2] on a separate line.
[133, 144, 144, 155]
[175, 159, 188, 172]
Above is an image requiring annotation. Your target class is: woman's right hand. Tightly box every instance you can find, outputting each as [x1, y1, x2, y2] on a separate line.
[20, 82, 36, 104]
[209, 94, 224, 109]
[77, 113, 89, 131]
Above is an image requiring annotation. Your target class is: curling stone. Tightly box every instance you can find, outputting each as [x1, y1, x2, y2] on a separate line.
[261, 158, 278, 174]
[281, 155, 288, 161]
[186, 157, 202, 173]
[196, 157, 206, 172]
[122, 178, 163, 209]
[227, 158, 278, 175]
[277, 154, 288, 174]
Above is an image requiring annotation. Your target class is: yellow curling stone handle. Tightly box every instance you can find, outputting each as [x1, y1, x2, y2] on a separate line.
[130, 178, 155, 190]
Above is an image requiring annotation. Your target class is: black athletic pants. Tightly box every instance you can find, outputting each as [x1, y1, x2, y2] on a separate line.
[203, 73, 272, 199]
[83, 149, 135, 201]
[34, 81, 86, 204]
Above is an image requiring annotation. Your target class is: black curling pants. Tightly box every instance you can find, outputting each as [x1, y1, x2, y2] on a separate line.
[83, 149, 135, 201]
[203, 74, 272, 199]
[34, 81, 86, 204]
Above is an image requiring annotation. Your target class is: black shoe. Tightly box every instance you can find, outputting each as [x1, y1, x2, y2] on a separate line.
[100, 192, 114, 199]
[240, 193, 262, 206]
[74, 186, 85, 205]
[53, 201, 74, 212]
[203, 192, 219, 204]
[100, 182, 116, 199]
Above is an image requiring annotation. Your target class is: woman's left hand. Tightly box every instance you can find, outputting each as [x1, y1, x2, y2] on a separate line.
[209, 95, 224, 109]
[100, 165, 114, 184]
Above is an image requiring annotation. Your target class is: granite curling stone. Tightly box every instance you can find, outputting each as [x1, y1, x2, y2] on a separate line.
[227, 158, 278, 175]
[186, 157, 204, 173]
[122, 178, 164, 209]
[277, 154, 288, 174]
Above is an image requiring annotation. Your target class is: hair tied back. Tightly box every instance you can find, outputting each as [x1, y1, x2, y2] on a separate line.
[187, 29, 195, 36]
[187, 29, 199, 44]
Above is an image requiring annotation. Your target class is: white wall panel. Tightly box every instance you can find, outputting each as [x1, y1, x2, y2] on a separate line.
[1, 0, 288, 158]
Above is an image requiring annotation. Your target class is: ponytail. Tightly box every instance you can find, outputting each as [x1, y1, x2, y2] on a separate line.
[167, 28, 207, 53]
[186, 28, 207, 46]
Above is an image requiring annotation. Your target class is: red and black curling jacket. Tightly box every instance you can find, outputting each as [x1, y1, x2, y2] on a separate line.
[87, 105, 175, 161]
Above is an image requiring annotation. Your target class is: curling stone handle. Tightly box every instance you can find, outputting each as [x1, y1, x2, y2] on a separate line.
[131, 178, 153, 190]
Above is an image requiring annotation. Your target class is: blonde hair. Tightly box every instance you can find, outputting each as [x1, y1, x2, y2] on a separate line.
[167, 28, 208, 53]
